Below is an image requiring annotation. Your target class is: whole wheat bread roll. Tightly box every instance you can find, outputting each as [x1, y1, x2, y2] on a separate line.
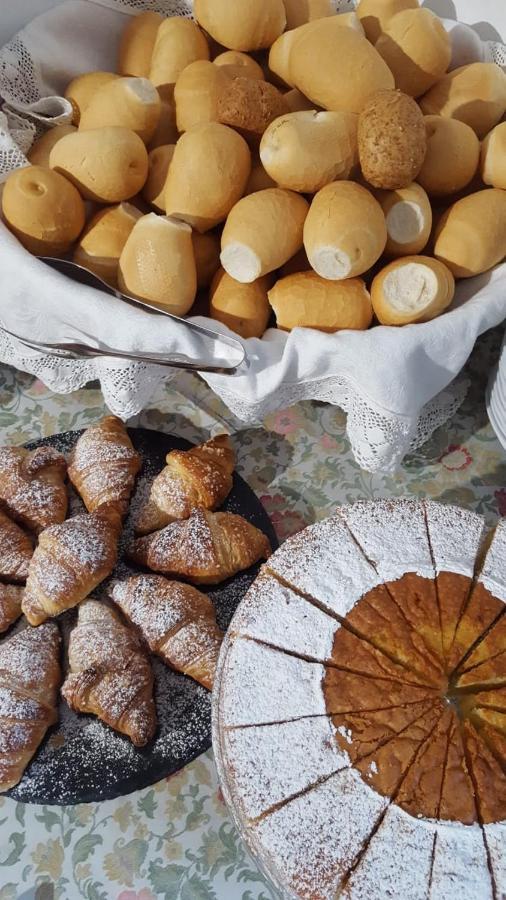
[217, 77, 288, 140]
[194, 0, 286, 51]
[268, 271, 373, 332]
[481, 122, 506, 190]
[375, 8, 451, 98]
[73, 203, 142, 285]
[417, 116, 480, 197]
[434, 189, 506, 278]
[420, 63, 506, 139]
[358, 90, 427, 190]
[118, 11, 162, 78]
[377, 182, 432, 257]
[356, 0, 419, 44]
[371, 256, 455, 325]
[79, 77, 161, 144]
[210, 268, 272, 337]
[150, 17, 209, 92]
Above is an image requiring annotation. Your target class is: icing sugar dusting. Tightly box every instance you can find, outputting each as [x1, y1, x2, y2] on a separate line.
[480, 519, 506, 604]
[431, 822, 492, 900]
[424, 501, 487, 578]
[483, 822, 506, 895]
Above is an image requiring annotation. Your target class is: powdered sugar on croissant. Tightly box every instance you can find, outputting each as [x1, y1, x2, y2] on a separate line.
[0, 585, 24, 634]
[0, 445, 67, 534]
[0, 509, 33, 583]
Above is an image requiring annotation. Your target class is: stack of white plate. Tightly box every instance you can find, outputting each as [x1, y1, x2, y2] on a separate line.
[487, 330, 506, 450]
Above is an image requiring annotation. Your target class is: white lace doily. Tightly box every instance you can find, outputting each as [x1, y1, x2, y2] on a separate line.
[0, 0, 505, 474]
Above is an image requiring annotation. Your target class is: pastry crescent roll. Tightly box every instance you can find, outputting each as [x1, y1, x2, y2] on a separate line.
[0, 509, 33, 583]
[0, 622, 61, 792]
[22, 507, 121, 626]
[62, 599, 157, 747]
[128, 507, 271, 584]
[134, 434, 235, 535]
[68, 416, 142, 517]
[0, 445, 67, 534]
[111, 574, 223, 689]
[0, 585, 24, 634]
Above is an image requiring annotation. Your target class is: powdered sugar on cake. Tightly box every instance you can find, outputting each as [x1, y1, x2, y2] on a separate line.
[424, 501, 488, 578]
[479, 519, 506, 604]
[430, 822, 492, 899]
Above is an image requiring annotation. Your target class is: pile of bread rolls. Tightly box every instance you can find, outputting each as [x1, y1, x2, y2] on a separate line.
[2, 0, 506, 339]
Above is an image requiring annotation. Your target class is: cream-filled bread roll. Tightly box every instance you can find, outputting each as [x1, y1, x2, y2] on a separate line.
[164, 123, 251, 232]
[378, 182, 432, 257]
[244, 159, 277, 195]
[118, 213, 197, 314]
[210, 268, 272, 337]
[118, 11, 162, 77]
[371, 256, 455, 325]
[417, 116, 480, 197]
[50, 127, 149, 203]
[64, 72, 119, 125]
[2, 165, 85, 256]
[356, 0, 419, 44]
[420, 63, 506, 139]
[375, 8, 451, 98]
[260, 110, 358, 193]
[358, 90, 426, 190]
[192, 232, 221, 288]
[174, 62, 229, 132]
[213, 51, 264, 80]
[142, 144, 175, 211]
[79, 77, 161, 144]
[269, 271, 373, 332]
[149, 17, 210, 92]
[304, 181, 387, 279]
[73, 203, 142, 285]
[27, 125, 76, 167]
[221, 188, 309, 282]
[434, 189, 506, 278]
[481, 123, 506, 190]
[194, 0, 286, 51]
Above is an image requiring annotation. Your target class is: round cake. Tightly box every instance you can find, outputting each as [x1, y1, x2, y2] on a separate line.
[212, 500, 506, 900]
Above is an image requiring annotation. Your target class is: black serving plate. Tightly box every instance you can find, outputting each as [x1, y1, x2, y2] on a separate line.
[5, 427, 277, 805]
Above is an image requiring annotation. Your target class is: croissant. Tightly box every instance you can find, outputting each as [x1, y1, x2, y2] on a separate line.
[0, 509, 33, 583]
[0, 445, 67, 534]
[22, 507, 121, 626]
[128, 508, 271, 584]
[0, 585, 24, 633]
[134, 434, 235, 535]
[111, 574, 223, 690]
[0, 622, 61, 791]
[61, 599, 157, 746]
[68, 416, 142, 517]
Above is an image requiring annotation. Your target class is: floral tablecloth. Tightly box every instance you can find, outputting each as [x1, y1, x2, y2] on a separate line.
[0, 326, 505, 900]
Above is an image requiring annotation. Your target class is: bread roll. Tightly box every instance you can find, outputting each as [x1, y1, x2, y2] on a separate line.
[269, 271, 373, 332]
[221, 188, 309, 281]
[118, 11, 162, 77]
[149, 17, 210, 91]
[269, 15, 363, 88]
[282, 0, 335, 30]
[64, 72, 119, 125]
[148, 89, 179, 149]
[358, 90, 426, 190]
[118, 213, 197, 314]
[356, 0, 419, 44]
[377, 182, 432, 257]
[194, 0, 286, 51]
[303, 181, 387, 279]
[2, 165, 85, 256]
[142, 144, 175, 211]
[174, 61, 228, 132]
[434, 189, 506, 278]
[164, 123, 251, 232]
[50, 127, 149, 203]
[193, 232, 221, 288]
[284, 88, 316, 112]
[420, 63, 506, 139]
[244, 159, 277, 194]
[417, 116, 480, 197]
[79, 77, 161, 144]
[73, 202, 142, 285]
[260, 109, 357, 193]
[218, 76, 288, 139]
[210, 268, 272, 337]
[375, 8, 451, 98]
[371, 256, 455, 325]
[27, 125, 76, 167]
[213, 51, 264, 80]
[481, 122, 506, 190]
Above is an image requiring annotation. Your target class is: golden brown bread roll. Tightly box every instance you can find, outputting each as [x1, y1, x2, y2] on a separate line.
[210, 268, 272, 337]
[358, 90, 427, 190]
[375, 8, 451, 98]
[244, 159, 277, 194]
[377, 182, 432, 257]
[118, 213, 197, 314]
[260, 109, 357, 193]
[434, 189, 506, 278]
[118, 11, 163, 77]
[417, 116, 480, 197]
[481, 122, 506, 190]
[303, 181, 387, 280]
[220, 188, 309, 282]
[268, 15, 362, 89]
[2, 165, 85, 256]
[193, 231, 221, 288]
[148, 88, 179, 149]
[73, 203, 142, 286]
[27, 125, 76, 167]
[420, 63, 506, 139]
[269, 271, 373, 332]
[282, 0, 336, 30]
[149, 17, 210, 92]
[213, 51, 264, 80]
[194, 0, 286, 51]
[142, 144, 175, 211]
[64, 71, 119, 125]
[50, 127, 149, 203]
[79, 77, 161, 144]
[371, 256, 455, 325]
[164, 122, 251, 232]
[174, 61, 228, 133]
[356, 0, 419, 44]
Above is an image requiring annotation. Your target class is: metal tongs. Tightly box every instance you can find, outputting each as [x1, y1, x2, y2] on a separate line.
[3, 257, 247, 375]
